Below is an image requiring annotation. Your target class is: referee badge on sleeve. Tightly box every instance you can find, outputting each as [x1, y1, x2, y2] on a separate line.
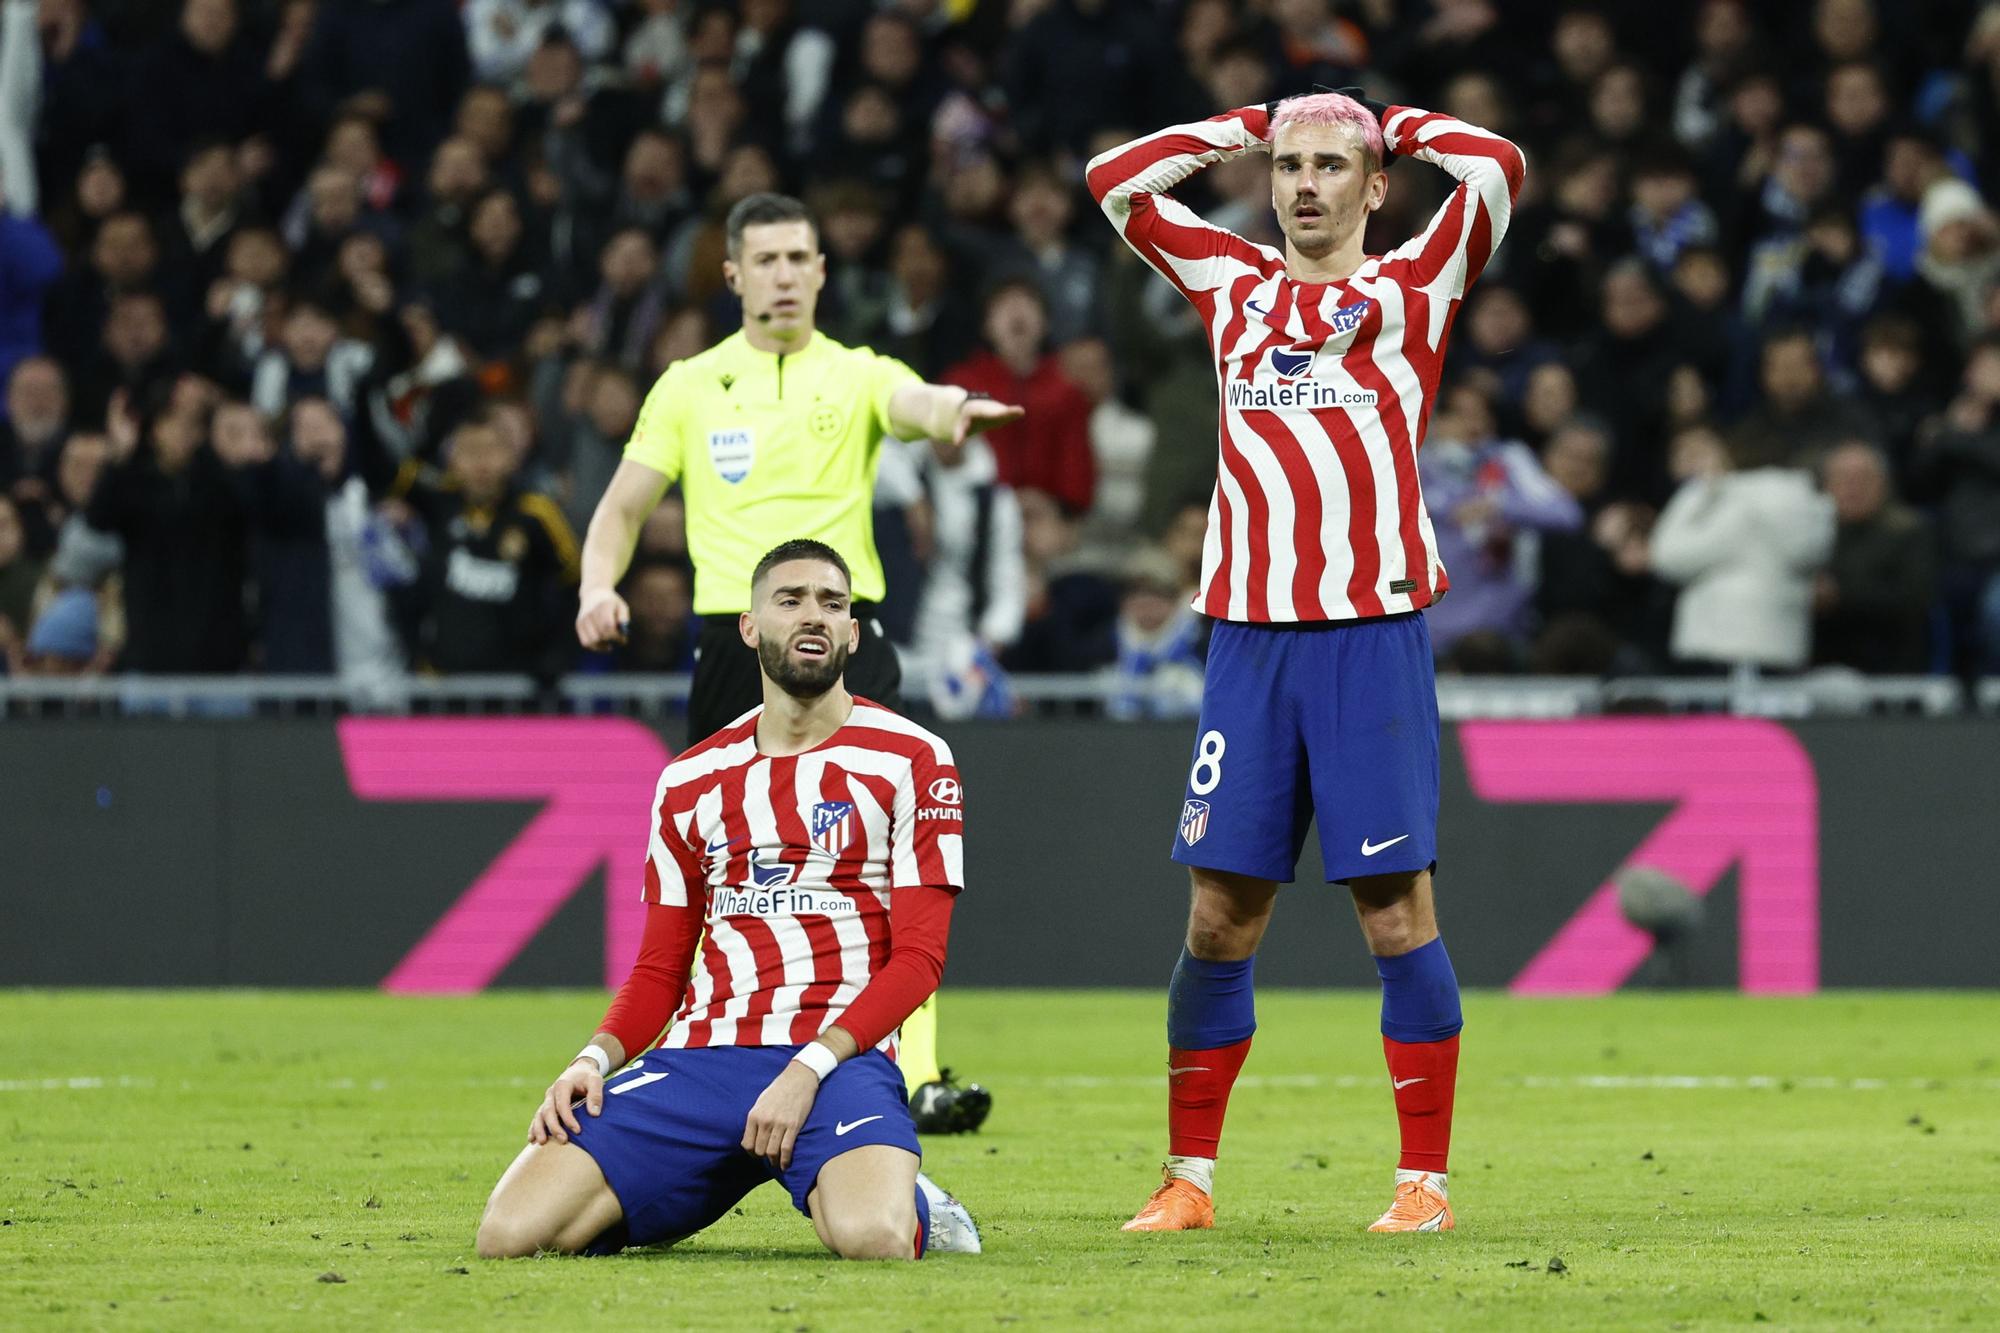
[708, 428, 754, 483]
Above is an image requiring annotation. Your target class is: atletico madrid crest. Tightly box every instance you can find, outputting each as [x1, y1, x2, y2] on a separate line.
[1179, 799, 1210, 846]
[810, 801, 856, 855]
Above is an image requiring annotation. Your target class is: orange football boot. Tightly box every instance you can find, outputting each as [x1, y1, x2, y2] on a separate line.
[1367, 1173, 1454, 1232]
[1121, 1170, 1215, 1232]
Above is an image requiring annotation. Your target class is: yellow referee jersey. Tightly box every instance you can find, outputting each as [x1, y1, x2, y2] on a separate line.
[623, 330, 922, 614]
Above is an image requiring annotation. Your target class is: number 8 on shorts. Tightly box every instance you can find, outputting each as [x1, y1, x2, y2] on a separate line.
[1189, 730, 1226, 795]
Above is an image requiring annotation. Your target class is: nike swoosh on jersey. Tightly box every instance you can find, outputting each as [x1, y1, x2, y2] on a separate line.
[1361, 834, 1411, 856]
[834, 1115, 884, 1136]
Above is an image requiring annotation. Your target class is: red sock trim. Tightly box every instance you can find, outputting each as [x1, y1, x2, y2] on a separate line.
[1167, 1036, 1253, 1158]
[1383, 1033, 1459, 1173]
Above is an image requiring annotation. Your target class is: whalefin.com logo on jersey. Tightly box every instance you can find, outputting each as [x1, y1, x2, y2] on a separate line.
[1230, 346, 1380, 411]
[1229, 298, 1379, 411]
[712, 883, 855, 917]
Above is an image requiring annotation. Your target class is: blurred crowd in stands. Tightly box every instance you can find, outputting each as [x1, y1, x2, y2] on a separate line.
[0, 0, 1997, 710]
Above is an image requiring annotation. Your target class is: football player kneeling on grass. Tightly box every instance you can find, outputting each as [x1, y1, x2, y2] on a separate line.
[477, 540, 978, 1259]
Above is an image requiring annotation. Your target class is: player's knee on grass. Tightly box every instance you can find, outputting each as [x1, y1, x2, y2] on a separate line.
[477, 1145, 622, 1259]
[476, 1210, 560, 1260]
[476, 1203, 617, 1259]
[820, 1203, 919, 1261]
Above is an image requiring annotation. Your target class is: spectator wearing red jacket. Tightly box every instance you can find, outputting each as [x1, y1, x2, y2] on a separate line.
[944, 279, 1095, 516]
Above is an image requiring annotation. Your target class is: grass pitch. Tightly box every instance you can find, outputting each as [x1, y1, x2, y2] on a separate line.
[2, 991, 1997, 1331]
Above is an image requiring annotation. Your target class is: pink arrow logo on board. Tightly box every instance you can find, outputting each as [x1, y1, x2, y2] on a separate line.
[338, 718, 671, 993]
[1458, 718, 1819, 994]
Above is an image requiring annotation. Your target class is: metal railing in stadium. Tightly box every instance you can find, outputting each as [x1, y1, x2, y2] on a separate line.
[0, 671, 1979, 719]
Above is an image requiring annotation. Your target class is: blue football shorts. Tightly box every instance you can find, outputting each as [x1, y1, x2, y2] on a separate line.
[1170, 612, 1440, 884]
[567, 1044, 920, 1249]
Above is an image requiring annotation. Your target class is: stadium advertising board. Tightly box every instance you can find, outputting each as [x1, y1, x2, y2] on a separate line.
[3, 718, 1992, 989]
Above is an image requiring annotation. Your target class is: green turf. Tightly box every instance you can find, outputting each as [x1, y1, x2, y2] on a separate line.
[3, 991, 1997, 1331]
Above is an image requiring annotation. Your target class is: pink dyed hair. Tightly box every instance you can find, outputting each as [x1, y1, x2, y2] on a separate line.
[1270, 92, 1385, 173]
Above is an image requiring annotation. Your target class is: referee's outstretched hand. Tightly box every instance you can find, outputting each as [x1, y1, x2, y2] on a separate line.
[955, 396, 1024, 446]
[577, 587, 631, 651]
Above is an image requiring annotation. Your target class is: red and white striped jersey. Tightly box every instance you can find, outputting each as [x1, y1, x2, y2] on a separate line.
[641, 698, 964, 1052]
[1086, 104, 1526, 623]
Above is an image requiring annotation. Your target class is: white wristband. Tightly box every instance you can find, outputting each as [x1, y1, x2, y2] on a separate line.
[573, 1043, 612, 1078]
[790, 1041, 839, 1083]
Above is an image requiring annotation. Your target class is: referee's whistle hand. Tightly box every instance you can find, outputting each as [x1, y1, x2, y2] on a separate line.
[577, 589, 631, 650]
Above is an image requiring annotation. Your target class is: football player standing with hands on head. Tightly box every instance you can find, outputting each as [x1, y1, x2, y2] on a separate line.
[1087, 88, 1524, 1233]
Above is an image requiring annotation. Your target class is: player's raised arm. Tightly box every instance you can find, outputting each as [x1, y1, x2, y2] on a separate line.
[1374, 103, 1527, 306]
[1085, 108, 1283, 299]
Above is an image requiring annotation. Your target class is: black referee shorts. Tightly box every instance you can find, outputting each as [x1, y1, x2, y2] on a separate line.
[686, 609, 904, 745]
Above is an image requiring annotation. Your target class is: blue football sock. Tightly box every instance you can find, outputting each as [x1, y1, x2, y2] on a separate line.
[1167, 949, 1257, 1049]
[1374, 937, 1463, 1044]
[912, 1179, 931, 1258]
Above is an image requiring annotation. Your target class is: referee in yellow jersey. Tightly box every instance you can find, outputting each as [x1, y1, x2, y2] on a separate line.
[575, 192, 1020, 1132]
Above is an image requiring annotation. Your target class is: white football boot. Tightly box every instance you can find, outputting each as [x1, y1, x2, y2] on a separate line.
[916, 1171, 982, 1255]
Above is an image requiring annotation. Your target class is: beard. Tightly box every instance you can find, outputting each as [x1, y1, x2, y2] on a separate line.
[1285, 224, 1336, 258]
[758, 631, 850, 700]
[1281, 205, 1348, 258]
[1278, 181, 1368, 259]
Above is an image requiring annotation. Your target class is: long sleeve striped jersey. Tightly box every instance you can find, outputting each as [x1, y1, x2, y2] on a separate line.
[640, 699, 964, 1052]
[1086, 104, 1527, 623]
